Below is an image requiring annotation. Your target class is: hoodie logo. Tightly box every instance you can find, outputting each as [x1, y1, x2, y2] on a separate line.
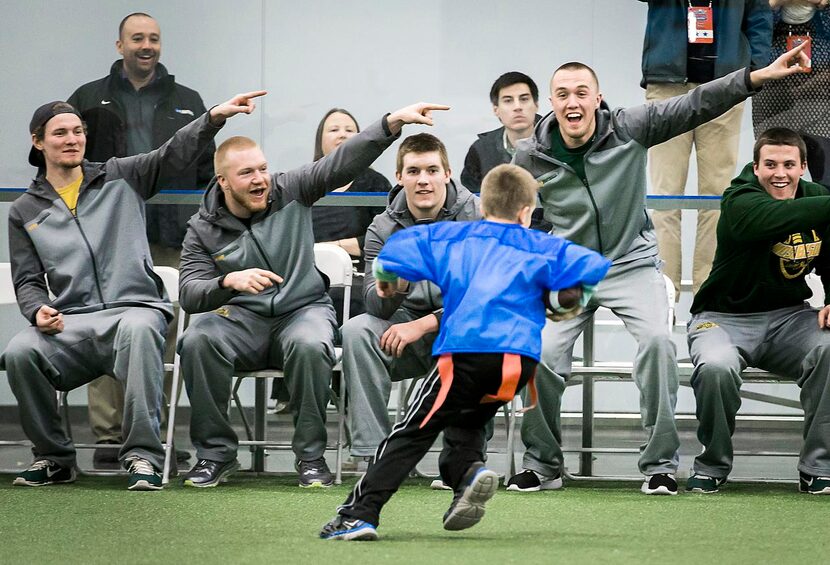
[773, 231, 821, 279]
[100, 100, 112, 105]
[175, 108, 194, 116]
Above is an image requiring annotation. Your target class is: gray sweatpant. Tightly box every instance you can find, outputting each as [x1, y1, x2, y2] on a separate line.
[688, 304, 830, 478]
[0, 307, 167, 470]
[341, 309, 436, 457]
[179, 301, 336, 463]
[520, 257, 680, 477]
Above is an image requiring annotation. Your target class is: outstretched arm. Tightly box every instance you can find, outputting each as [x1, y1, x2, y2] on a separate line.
[111, 90, 267, 199]
[279, 102, 450, 206]
[385, 102, 450, 135]
[208, 90, 267, 126]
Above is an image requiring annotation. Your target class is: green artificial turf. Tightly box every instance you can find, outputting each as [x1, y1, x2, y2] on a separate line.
[1, 474, 827, 564]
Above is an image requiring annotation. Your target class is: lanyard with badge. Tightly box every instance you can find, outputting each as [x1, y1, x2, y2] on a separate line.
[688, 1, 714, 44]
[781, 2, 815, 72]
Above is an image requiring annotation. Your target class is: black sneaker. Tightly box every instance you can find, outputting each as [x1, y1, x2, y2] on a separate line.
[125, 457, 163, 491]
[641, 473, 678, 495]
[13, 460, 76, 487]
[297, 457, 333, 488]
[319, 515, 378, 541]
[183, 459, 240, 488]
[443, 462, 499, 531]
[686, 474, 727, 493]
[505, 469, 563, 492]
[799, 472, 830, 495]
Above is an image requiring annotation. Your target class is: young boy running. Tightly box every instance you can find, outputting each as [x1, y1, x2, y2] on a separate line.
[320, 164, 611, 541]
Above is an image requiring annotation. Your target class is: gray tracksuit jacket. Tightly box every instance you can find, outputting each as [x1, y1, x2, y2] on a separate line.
[8, 112, 221, 324]
[513, 68, 758, 264]
[178, 116, 399, 316]
[362, 180, 481, 321]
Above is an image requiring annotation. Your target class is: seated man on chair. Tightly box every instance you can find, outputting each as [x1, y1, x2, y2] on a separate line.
[0, 92, 259, 490]
[341, 133, 480, 467]
[177, 103, 448, 488]
[687, 128, 830, 495]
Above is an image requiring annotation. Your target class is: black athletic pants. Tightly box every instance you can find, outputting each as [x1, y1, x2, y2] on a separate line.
[338, 352, 536, 526]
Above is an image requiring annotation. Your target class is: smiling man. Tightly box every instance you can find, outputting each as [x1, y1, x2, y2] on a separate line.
[340, 133, 480, 470]
[686, 128, 830, 495]
[0, 92, 260, 491]
[509, 44, 813, 495]
[67, 12, 213, 466]
[176, 105, 449, 489]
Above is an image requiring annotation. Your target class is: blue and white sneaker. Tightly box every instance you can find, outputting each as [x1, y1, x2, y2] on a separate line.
[319, 515, 378, 541]
[443, 462, 499, 531]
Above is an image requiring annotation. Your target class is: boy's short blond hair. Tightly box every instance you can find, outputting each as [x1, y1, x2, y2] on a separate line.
[480, 164, 538, 220]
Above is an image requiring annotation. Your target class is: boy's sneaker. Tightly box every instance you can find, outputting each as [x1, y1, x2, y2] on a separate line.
[505, 469, 563, 492]
[799, 472, 830, 495]
[13, 460, 76, 487]
[443, 462, 499, 531]
[297, 457, 333, 488]
[183, 459, 240, 488]
[126, 457, 163, 491]
[686, 474, 726, 493]
[319, 515, 378, 541]
[641, 473, 678, 495]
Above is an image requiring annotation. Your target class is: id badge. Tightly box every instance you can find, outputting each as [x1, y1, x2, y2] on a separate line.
[687, 6, 714, 44]
[787, 34, 812, 72]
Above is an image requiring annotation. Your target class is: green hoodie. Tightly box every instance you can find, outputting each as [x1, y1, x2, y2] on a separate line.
[692, 163, 830, 315]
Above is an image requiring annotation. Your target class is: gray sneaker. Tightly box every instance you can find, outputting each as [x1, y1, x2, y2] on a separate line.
[443, 462, 499, 531]
[183, 459, 240, 488]
[297, 457, 333, 488]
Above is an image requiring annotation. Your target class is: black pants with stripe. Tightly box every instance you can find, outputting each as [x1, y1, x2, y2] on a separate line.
[338, 352, 536, 526]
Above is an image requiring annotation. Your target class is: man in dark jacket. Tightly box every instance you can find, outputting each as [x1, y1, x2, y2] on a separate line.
[67, 12, 213, 465]
[687, 128, 830, 495]
[639, 0, 772, 297]
[176, 103, 448, 489]
[461, 72, 549, 232]
[0, 92, 261, 491]
[340, 133, 481, 468]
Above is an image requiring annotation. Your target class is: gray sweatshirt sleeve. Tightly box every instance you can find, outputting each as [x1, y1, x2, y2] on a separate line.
[616, 68, 756, 148]
[279, 116, 399, 206]
[7, 208, 51, 324]
[178, 224, 238, 314]
[106, 112, 223, 200]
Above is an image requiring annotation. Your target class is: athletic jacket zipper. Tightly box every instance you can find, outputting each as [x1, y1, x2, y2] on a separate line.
[71, 213, 106, 306]
[529, 148, 605, 255]
[247, 226, 280, 316]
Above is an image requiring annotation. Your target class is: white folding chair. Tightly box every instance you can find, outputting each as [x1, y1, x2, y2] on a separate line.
[230, 243, 352, 484]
